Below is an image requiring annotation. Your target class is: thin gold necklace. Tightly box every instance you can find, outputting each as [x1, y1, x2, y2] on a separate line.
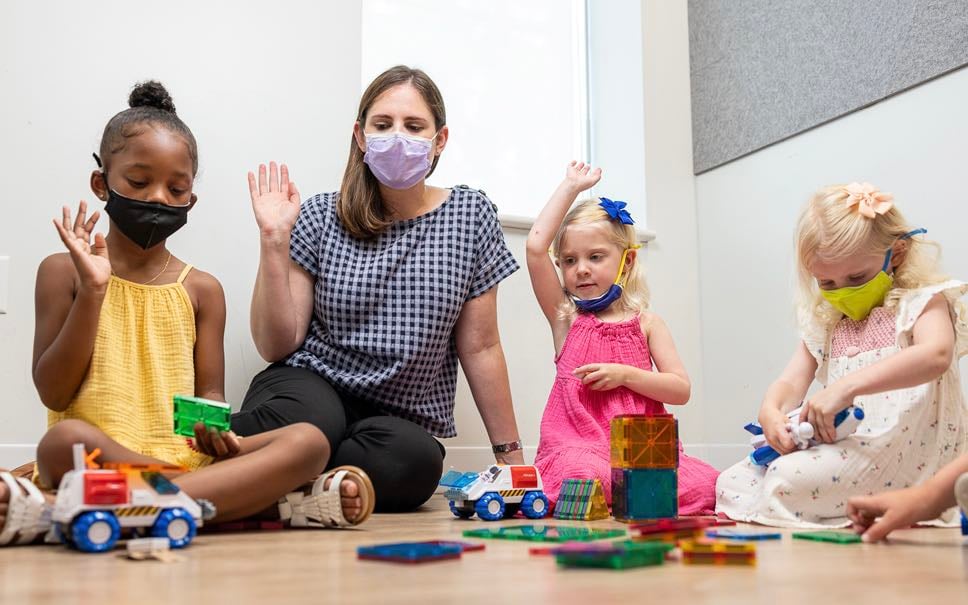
[117, 252, 173, 285]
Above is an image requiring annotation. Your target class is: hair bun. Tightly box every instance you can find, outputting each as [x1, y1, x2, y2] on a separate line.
[128, 80, 176, 114]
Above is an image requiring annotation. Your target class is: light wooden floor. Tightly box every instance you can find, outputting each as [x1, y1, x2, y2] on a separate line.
[1, 497, 966, 604]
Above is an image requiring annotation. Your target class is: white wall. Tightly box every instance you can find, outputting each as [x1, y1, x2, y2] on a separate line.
[0, 0, 362, 467]
[695, 65, 968, 463]
[639, 1, 711, 458]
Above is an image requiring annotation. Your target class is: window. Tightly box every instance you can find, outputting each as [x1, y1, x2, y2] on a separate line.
[361, 0, 588, 219]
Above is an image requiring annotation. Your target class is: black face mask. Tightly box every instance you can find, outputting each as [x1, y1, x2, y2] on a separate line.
[100, 175, 191, 250]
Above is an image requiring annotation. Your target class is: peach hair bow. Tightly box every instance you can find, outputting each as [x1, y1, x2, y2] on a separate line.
[843, 182, 893, 219]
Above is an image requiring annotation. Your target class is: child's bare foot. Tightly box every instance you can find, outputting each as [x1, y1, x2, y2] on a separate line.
[279, 465, 375, 528]
[323, 473, 364, 523]
[0, 471, 55, 546]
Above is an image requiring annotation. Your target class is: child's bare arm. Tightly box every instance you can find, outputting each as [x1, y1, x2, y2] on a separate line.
[32, 204, 110, 411]
[526, 162, 601, 337]
[802, 293, 953, 442]
[191, 270, 226, 402]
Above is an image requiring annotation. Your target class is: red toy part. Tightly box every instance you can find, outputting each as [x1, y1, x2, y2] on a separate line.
[630, 518, 715, 535]
[83, 472, 128, 505]
[632, 529, 705, 543]
[529, 546, 557, 556]
[510, 466, 539, 489]
[201, 520, 285, 533]
[426, 541, 486, 552]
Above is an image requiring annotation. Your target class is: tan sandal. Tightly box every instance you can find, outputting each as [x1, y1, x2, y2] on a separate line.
[0, 471, 51, 546]
[278, 465, 375, 528]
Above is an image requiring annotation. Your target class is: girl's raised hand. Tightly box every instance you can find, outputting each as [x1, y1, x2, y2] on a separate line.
[563, 161, 602, 193]
[52, 201, 111, 293]
[248, 161, 302, 242]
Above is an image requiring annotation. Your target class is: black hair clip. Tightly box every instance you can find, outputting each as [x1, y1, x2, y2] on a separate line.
[92, 152, 102, 168]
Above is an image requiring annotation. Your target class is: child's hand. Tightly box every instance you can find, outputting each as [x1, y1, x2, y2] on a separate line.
[563, 161, 602, 193]
[846, 483, 945, 542]
[574, 363, 628, 391]
[758, 406, 797, 455]
[799, 381, 854, 443]
[248, 161, 302, 242]
[188, 423, 242, 460]
[53, 202, 111, 293]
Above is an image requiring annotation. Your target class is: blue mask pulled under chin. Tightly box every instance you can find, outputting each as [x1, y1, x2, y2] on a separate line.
[569, 247, 638, 313]
[573, 284, 624, 313]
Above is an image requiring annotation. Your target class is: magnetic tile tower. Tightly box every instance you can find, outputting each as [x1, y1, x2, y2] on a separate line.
[609, 414, 679, 522]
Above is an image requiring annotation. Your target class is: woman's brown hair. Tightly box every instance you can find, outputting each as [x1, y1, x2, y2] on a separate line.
[338, 65, 447, 239]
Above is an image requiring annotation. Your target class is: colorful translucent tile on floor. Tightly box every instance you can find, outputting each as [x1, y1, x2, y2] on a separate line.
[792, 530, 862, 544]
[705, 528, 782, 541]
[462, 525, 626, 543]
[554, 540, 674, 570]
[356, 541, 485, 563]
[680, 539, 756, 566]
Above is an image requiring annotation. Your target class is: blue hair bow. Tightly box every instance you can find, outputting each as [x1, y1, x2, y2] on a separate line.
[599, 197, 635, 225]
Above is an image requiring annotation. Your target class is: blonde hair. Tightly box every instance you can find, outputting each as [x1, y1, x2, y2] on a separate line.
[796, 184, 946, 327]
[338, 65, 446, 240]
[550, 198, 650, 318]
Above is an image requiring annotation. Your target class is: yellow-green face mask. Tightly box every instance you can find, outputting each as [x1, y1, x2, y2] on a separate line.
[819, 228, 925, 321]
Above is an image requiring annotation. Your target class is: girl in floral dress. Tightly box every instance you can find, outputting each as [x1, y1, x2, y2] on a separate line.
[717, 182, 968, 527]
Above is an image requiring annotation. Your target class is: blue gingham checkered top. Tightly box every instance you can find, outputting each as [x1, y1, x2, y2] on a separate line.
[285, 186, 519, 437]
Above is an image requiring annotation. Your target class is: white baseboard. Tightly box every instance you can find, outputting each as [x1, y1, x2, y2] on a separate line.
[440, 443, 748, 474]
[0, 444, 36, 470]
[681, 444, 749, 471]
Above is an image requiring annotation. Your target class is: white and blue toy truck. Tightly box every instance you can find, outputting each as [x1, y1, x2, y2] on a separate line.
[51, 444, 215, 553]
[440, 465, 549, 521]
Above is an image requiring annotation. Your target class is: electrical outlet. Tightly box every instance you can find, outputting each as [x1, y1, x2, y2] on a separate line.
[0, 256, 8, 314]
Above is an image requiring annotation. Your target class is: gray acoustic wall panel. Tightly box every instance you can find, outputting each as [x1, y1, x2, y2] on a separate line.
[688, 0, 968, 174]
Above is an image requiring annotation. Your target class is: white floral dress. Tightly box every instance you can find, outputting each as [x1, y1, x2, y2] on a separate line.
[716, 281, 968, 528]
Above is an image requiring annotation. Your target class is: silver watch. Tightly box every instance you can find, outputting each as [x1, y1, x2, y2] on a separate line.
[491, 440, 522, 454]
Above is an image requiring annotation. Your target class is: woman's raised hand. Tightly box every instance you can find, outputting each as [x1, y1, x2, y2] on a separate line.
[52, 201, 111, 293]
[248, 161, 302, 242]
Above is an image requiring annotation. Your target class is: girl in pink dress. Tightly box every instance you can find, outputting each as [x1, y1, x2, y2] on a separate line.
[526, 162, 719, 514]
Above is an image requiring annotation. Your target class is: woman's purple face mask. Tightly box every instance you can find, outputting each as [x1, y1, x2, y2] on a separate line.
[357, 84, 444, 189]
[363, 131, 436, 190]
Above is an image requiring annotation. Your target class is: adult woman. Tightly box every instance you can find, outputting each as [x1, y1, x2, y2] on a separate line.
[233, 66, 524, 512]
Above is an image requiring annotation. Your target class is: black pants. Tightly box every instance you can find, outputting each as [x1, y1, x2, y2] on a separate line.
[232, 364, 445, 513]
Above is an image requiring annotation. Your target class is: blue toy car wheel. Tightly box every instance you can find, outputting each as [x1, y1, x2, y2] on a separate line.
[150, 507, 197, 549]
[449, 500, 475, 519]
[520, 491, 549, 519]
[474, 492, 506, 521]
[70, 511, 121, 553]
